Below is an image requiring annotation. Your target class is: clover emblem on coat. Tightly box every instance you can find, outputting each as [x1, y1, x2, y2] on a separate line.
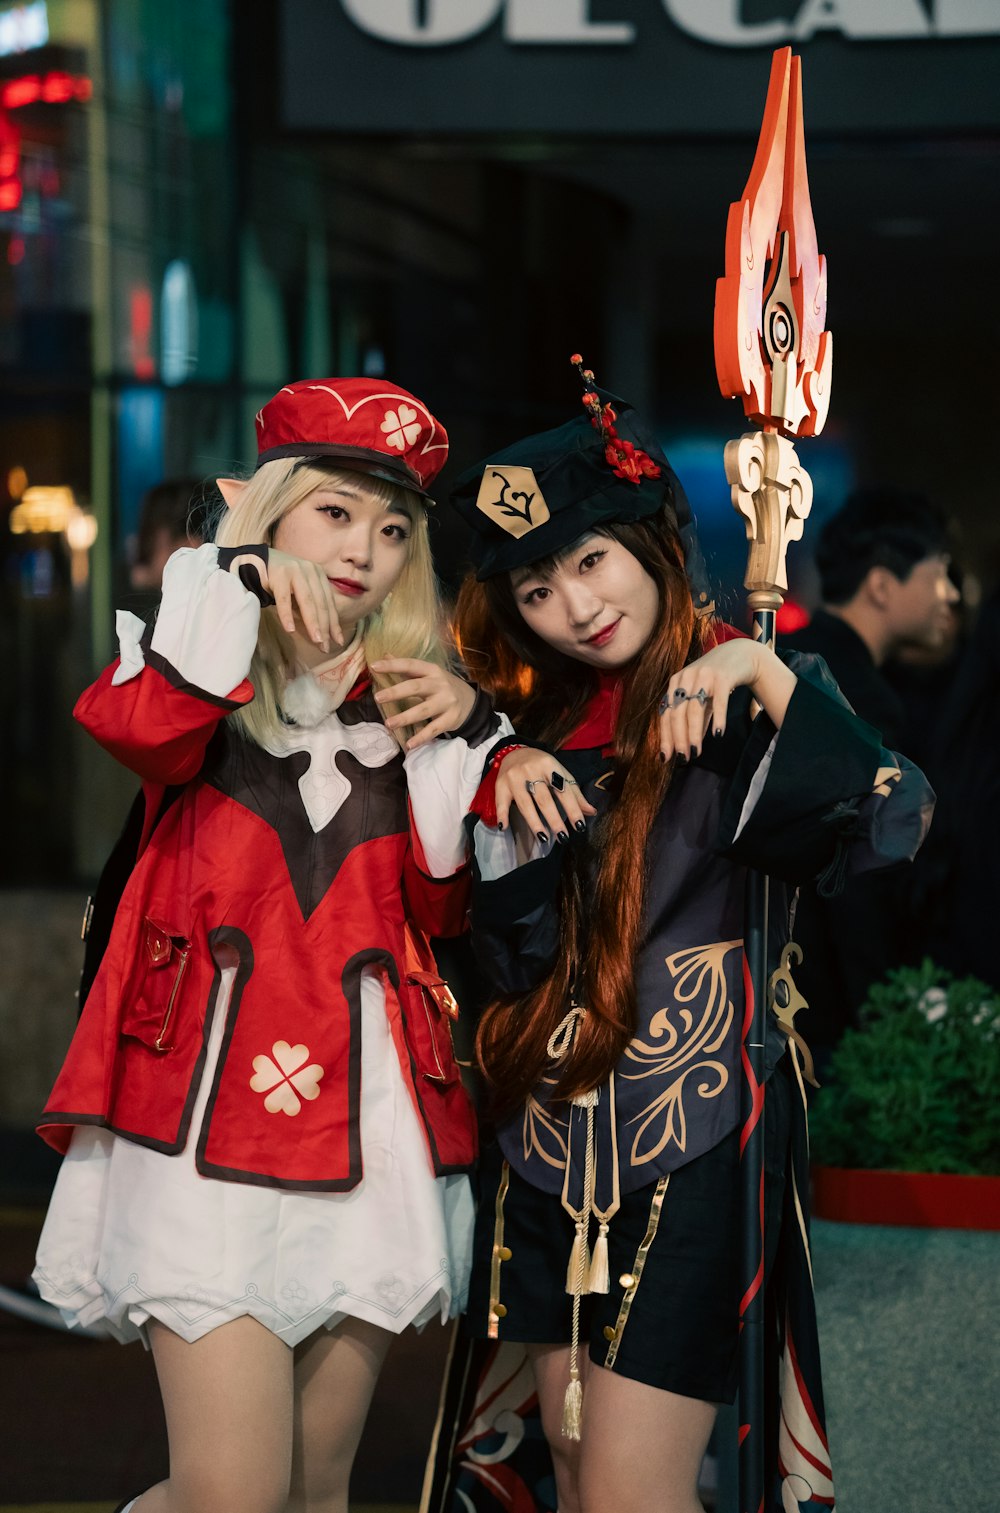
[380, 404, 423, 450]
[250, 1040, 325, 1116]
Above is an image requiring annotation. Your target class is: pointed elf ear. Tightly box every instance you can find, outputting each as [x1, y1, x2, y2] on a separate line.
[216, 477, 249, 511]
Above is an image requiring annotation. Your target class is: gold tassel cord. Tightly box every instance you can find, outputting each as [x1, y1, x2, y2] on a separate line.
[561, 1086, 597, 1440]
[565, 1218, 590, 1295]
[487, 1161, 511, 1339]
[546, 997, 603, 1439]
[588, 1221, 610, 1294]
[587, 1074, 621, 1297]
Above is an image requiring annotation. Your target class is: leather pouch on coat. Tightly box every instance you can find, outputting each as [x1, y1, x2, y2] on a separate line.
[120, 915, 192, 1052]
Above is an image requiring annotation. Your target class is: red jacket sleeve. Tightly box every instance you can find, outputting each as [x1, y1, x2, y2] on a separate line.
[401, 807, 472, 939]
[74, 658, 255, 786]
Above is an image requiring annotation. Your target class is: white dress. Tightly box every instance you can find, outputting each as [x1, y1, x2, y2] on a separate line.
[32, 544, 503, 1348]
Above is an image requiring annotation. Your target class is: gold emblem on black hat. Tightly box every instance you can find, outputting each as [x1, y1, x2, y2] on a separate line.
[475, 465, 551, 539]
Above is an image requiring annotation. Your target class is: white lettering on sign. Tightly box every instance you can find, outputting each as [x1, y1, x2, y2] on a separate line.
[339, 0, 1000, 45]
[661, 1, 786, 45]
[340, 0, 501, 47]
[505, 1, 635, 44]
[935, 0, 1000, 36]
[663, 0, 994, 43]
[792, 0, 930, 40]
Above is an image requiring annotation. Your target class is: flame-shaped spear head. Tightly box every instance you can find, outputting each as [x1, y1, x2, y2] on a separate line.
[715, 47, 832, 437]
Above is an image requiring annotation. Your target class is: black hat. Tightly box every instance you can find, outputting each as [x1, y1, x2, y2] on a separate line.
[451, 361, 711, 608]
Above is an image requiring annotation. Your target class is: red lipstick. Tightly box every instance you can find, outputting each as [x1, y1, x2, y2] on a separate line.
[585, 616, 622, 649]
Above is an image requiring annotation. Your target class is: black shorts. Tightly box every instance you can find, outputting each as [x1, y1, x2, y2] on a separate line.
[466, 1056, 792, 1404]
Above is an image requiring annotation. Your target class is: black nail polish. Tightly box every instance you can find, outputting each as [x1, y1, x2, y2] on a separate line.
[678, 752, 688, 765]
[688, 746, 696, 762]
[713, 726, 722, 738]
[658, 752, 667, 764]
[557, 830, 568, 844]
[496, 821, 504, 831]
[575, 820, 587, 832]
[538, 831, 549, 844]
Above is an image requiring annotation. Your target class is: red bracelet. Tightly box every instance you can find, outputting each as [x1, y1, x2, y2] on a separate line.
[488, 742, 526, 774]
[470, 743, 526, 830]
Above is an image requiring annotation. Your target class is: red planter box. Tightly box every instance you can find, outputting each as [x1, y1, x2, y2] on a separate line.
[811, 1165, 1000, 1230]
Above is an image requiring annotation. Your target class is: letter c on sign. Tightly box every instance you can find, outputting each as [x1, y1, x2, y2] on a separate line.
[660, 0, 789, 46]
[340, 0, 502, 46]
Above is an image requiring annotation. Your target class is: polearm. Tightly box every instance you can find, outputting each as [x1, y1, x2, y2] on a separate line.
[713, 47, 832, 1513]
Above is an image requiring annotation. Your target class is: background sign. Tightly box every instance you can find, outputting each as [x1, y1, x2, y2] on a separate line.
[280, 0, 1000, 134]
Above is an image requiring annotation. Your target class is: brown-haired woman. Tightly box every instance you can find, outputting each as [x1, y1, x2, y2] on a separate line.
[447, 372, 933, 1513]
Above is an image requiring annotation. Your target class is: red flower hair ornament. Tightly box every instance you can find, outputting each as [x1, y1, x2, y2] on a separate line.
[571, 354, 662, 485]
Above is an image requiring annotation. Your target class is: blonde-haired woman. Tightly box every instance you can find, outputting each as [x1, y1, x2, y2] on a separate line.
[33, 379, 507, 1513]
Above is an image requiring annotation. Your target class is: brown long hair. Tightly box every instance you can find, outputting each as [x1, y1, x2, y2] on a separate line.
[455, 508, 707, 1113]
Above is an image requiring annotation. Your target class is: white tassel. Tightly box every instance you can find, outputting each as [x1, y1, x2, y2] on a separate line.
[588, 1221, 610, 1294]
[561, 1372, 583, 1441]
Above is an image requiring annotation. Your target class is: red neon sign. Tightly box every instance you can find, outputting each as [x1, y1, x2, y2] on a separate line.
[0, 73, 90, 218]
[0, 72, 93, 111]
[0, 106, 20, 211]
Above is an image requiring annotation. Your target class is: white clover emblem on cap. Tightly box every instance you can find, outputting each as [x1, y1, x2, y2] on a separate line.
[475, 465, 551, 539]
[380, 404, 423, 450]
[250, 1040, 325, 1116]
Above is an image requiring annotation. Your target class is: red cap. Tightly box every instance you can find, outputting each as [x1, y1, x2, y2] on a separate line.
[254, 378, 449, 499]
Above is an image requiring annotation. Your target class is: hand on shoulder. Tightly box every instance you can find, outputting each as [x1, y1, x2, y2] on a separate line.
[658, 641, 795, 762]
[494, 747, 597, 842]
[371, 659, 477, 749]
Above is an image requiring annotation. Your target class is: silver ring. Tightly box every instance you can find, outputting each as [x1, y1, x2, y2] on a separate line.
[672, 687, 689, 703]
[526, 779, 549, 793]
[692, 688, 709, 706]
[525, 780, 537, 792]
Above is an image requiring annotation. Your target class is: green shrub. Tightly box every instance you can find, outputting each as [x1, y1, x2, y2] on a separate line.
[809, 960, 1000, 1175]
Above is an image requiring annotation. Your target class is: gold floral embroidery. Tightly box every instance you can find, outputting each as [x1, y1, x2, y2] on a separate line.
[521, 1090, 570, 1171]
[621, 940, 741, 1166]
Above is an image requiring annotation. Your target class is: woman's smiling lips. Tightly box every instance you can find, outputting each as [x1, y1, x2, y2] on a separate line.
[584, 616, 622, 648]
[329, 577, 366, 597]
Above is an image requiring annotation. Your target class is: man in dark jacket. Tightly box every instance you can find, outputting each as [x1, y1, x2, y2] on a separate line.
[781, 488, 957, 1065]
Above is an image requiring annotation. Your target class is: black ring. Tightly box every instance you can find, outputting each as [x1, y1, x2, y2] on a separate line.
[551, 771, 565, 792]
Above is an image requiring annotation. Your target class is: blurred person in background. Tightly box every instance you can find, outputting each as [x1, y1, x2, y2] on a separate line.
[129, 478, 210, 592]
[910, 584, 1000, 991]
[32, 378, 507, 1513]
[781, 488, 959, 1068]
[884, 559, 967, 781]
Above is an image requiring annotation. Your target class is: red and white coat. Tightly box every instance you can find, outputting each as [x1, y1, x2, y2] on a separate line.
[39, 545, 505, 1189]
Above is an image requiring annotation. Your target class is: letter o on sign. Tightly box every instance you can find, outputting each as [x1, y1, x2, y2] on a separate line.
[340, 0, 502, 46]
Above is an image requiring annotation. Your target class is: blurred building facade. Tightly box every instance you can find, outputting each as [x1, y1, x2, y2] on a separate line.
[2, 0, 1000, 888]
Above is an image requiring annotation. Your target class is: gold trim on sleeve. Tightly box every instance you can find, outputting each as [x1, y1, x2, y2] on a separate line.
[603, 1175, 670, 1370]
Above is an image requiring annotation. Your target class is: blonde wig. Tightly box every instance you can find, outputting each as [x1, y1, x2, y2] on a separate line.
[211, 459, 453, 748]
